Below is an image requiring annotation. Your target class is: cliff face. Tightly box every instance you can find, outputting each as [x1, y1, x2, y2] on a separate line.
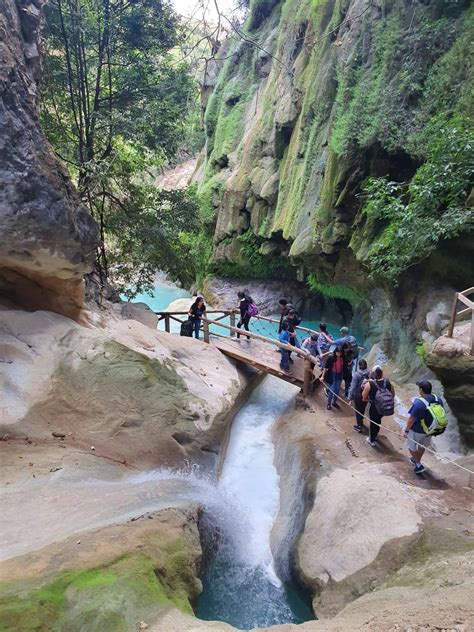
[0, 0, 98, 317]
[200, 0, 473, 307]
[198, 0, 474, 435]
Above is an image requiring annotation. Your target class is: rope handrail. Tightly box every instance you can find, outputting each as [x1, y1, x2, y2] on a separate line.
[320, 377, 474, 477]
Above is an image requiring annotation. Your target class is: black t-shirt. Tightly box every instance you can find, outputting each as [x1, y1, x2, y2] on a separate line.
[239, 298, 250, 318]
[189, 303, 206, 320]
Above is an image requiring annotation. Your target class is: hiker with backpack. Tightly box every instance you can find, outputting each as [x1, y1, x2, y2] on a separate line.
[323, 346, 345, 410]
[301, 334, 319, 356]
[188, 296, 207, 339]
[403, 380, 448, 475]
[236, 291, 258, 339]
[348, 359, 369, 432]
[362, 365, 395, 446]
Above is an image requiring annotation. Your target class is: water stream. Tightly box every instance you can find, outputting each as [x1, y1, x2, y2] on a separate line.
[195, 376, 313, 628]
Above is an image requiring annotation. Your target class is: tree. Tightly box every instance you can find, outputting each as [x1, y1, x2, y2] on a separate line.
[41, 0, 197, 293]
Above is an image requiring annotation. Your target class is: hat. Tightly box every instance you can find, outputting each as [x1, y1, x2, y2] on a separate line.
[416, 380, 432, 394]
[340, 326, 349, 334]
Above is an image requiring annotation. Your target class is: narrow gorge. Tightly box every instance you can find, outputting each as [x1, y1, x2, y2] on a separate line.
[0, 0, 473, 630]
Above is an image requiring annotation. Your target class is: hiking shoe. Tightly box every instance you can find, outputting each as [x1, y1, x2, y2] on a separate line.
[326, 404, 332, 410]
[409, 457, 417, 466]
[353, 425, 362, 433]
[333, 402, 341, 410]
[366, 437, 376, 447]
[414, 464, 426, 475]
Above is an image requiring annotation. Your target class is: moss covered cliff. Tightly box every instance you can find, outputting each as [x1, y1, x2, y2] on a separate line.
[199, 0, 473, 299]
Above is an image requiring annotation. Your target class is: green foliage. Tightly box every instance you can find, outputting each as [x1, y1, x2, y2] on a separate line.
[416, 341, 426, 362]
[307, 274, 363, 303]
[41, 0, 197, 291]
[360, 116, 474, 283]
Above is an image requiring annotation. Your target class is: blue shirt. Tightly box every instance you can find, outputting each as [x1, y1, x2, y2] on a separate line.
[408, 394, 444, 433]
[317, 333, 332, 355]
[279, 330, 290, 346]
[333, 334, 358, 356]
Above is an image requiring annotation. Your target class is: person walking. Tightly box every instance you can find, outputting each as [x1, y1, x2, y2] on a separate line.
[332, 326, 361, 372]
[316, 323, 333, 357]
[403, 380, 448, 475]
[188, 296, 207, 339]
[362, 365, 395, 446]
[348, 359, 369, 432]
[279, 321, 291, 372]
[323, 347, 345, 410]
[343, 346, 354, 398]
[278, 298, 295, 333]
[283, 309, 301, 363]
[302, 334, 319, 356]
[236, 291, 252, 340]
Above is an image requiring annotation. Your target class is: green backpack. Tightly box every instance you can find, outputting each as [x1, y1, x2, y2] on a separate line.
[417, 396, 448, 436]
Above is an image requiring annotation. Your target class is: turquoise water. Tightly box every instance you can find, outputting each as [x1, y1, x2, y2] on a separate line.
[123, 275, 190, 312]
[195, 377, 314, 629]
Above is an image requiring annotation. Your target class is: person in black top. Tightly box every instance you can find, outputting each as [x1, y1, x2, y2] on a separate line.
[362, 365, 395, 446]
[188, 296, 206, 339]
[278, 298, 294, 333]
[237, 291, 251, 339]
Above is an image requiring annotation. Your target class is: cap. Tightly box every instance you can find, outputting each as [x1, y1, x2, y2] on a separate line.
[416, 380, 432, 394]
[340, 326, 349, 334]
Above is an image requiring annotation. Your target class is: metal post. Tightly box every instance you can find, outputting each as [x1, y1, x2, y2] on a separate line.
[230, 311, 236, 337]
[164, 314, 170, 333]
[447, 293, 458, 338]
[203, 319, 210, 343]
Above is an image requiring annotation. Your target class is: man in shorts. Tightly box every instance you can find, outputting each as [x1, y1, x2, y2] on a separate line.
[403, 380, 444, 475]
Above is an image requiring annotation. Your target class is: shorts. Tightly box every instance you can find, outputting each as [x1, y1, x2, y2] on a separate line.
[406, 430, 432, 452]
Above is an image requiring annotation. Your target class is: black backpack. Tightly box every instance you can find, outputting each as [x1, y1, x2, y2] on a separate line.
[180, 319, 194, 337]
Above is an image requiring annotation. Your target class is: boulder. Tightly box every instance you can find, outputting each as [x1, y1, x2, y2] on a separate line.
[0, 0, 98, 318]
[120, 301, 159, 329]
[296, 468, 421, 591]
[0, 308, 248, 468]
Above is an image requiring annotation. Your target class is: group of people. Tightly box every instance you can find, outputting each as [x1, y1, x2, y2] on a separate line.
[276, 297, 448, 476]
[186, 293, 448, 475]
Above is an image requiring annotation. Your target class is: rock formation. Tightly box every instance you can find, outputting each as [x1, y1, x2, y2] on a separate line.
[197, 0, 474, 434]
[427, 322, 474, 447]
[0, 0, 98, 318]
[0, 308, 248, 468]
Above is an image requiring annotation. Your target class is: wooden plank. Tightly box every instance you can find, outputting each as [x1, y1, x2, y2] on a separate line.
[459, 287, 474, 296]
[204, 317, 310, 359]
[447, 293, 458, 338]
[211, 337, 306, 385]
[456, 294, 474, 309]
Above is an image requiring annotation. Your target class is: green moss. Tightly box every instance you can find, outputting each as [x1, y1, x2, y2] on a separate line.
[307, 274, 363, 303]
[0, 540, 198, 632]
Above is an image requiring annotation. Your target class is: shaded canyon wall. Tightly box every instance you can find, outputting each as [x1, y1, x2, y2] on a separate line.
[0, 0, 98, 318]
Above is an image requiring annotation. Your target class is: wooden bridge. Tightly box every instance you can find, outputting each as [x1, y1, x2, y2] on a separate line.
[156, 310, 319, 395]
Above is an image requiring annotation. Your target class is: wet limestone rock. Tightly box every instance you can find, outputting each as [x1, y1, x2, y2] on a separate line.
[0, 507, 203, 631]
[0, 308, 248, 467]
[426, 322, 474, 447]
[0, 0, 98, 318]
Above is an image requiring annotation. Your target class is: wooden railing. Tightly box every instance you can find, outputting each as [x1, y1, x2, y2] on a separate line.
[154, 309, 317, 395]
[447, 287, 474, 354]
